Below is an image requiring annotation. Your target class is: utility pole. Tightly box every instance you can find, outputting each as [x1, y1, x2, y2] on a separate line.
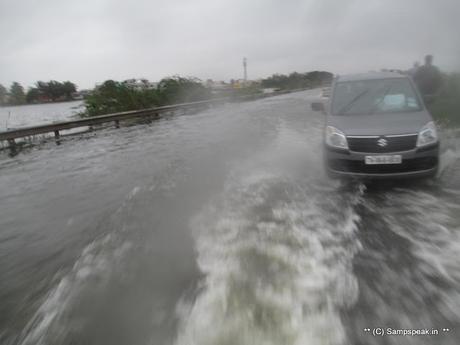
[243, 57, 247, 82]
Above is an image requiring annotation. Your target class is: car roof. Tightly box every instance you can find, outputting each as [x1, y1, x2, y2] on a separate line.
[336, 72, 407, 82]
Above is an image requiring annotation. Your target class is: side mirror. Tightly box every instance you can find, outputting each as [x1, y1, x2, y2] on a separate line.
[311, 102, 325, 112]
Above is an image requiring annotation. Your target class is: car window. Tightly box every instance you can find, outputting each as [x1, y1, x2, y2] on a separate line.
[332, 78, 423, 115]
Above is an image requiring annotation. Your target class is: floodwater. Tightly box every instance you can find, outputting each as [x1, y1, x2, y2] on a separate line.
[1, 90, 460, 345]
[0, 101, 83, 130]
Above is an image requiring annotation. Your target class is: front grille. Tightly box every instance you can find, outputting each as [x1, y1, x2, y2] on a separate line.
[329, 157, 438, 174]
[347, 135, 417, 153]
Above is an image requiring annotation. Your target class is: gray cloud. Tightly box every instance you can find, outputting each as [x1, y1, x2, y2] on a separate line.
[1, 0, 459, 89]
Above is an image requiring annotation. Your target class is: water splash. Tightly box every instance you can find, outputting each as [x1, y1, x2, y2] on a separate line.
[175, 161, 363, 345]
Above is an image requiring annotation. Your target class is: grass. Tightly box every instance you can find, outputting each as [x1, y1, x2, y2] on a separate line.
[429, 73, 460, 128]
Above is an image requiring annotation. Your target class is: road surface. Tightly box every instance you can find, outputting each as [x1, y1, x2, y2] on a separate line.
[1, 90, 460, 345]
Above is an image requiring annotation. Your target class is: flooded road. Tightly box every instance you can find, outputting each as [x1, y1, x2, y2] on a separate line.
[1, 90, 460, 345]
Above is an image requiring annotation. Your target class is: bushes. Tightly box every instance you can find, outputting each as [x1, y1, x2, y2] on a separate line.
[82, 77, 211, 117]
[156, 77, 211, 105]
[429, 73, 460, 127]
[83, 80, 159, 117]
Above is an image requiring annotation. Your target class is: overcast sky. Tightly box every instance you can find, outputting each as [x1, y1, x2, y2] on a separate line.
[1, 0, 459, 89]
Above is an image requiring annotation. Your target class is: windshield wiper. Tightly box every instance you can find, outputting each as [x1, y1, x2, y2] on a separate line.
[337, 89, 369, 114]
[368, 85, 392, 115]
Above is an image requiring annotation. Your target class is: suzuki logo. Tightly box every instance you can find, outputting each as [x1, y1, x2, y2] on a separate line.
[377, 138, 388, 147]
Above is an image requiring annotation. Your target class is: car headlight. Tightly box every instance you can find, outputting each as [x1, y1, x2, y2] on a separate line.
[416, 121, 438, 148]
[325, 126, 348, 149]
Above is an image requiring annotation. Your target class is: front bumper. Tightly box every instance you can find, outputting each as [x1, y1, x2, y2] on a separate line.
[324, 144, 439, 179]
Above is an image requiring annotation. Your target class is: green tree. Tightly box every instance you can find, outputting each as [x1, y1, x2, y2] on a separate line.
[26, 87, 41, 103]
[35, 81, 48, 100]
[82, 76, 211, 117]
[62, 81, 77, 100]
[9, 82, 26, 105]
[0, 84, 7, 105]
[429, 73, 460, 126]
[46, 80, 64, 101]
[156, 76, 211, 104]
[35, 80, 77, 101]
[83, 80, 159, 116]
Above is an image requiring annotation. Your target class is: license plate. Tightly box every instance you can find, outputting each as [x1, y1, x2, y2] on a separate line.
[365, 155, 402, 165]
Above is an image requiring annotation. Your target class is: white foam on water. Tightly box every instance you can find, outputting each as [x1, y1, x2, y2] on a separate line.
[128, 186, 141, 200]
[18, 186, 145, 345]
[439, 148, 460, 176]
[383, 189, 460, 283]
[361, 187, 460, 345]
[175, 173, 361, 345]
[19, 234, 132, 345]
[174, 123, 363, 345]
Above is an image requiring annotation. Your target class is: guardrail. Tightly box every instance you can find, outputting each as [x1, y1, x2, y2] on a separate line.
[0, 98, 225, 143]
[0, 88, 309, 152]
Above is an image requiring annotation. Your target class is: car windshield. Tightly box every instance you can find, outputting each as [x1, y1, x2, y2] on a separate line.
[332, 78, 422, 115]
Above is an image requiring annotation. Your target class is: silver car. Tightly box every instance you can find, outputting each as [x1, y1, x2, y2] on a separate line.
[312, 72, 439, 179]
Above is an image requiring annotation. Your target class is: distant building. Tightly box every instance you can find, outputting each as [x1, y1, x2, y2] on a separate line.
[380, 68, 404, 74]
[122, 78, 158, 90]
[231, 79, 259, 88]
[71, 90, 91, 100]
[203, 78, 261, 94]
[203, 79, 232, 94]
